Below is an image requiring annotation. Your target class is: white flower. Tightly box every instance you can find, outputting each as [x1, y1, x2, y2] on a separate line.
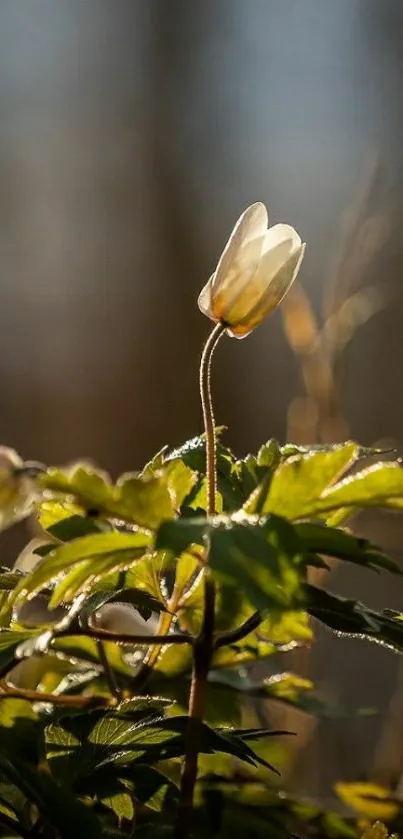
[0, 446, 36, 532]
[198, 202, 305, 338]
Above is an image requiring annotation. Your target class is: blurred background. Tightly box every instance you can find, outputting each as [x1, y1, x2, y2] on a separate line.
[1, 0, 403, 812]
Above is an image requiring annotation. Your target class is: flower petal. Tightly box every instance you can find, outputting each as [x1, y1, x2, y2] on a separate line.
[212, 202, 268, 291]
[221, 239, 292, 329]
[228, 243, 306, 338]
[262, 223, 301, 256]
[197, 275, 215, 320]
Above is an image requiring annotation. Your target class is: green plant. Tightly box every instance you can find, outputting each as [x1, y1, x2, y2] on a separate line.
[0, 203, 403, 838]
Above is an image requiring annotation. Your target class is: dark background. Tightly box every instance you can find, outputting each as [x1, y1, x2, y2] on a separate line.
[1, 0, 403, 807]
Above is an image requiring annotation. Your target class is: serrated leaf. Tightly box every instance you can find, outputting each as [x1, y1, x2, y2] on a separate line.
[0, 752, 103, 838]
[245, 443, 359, 520]
[115, 474, 175, 529]
[161, 459, 197, 508]
[11, 531, 152, 607]
[40, 464, 115, 512]
[306, 583, 403, 652]
[235, 455, 269, 499]
[41, 465, 176, 529]
[280, 442, 389, 459]
[101, 790, 134, 822]
[208, 517, 302, 613]
[38, 498, 85, 530]
[167, 434, 243, 511]
[313, 461, 403, 516]
[296, 522, 402, 574]
[140, 447, 168, 478]
[257, 440, 282, 469]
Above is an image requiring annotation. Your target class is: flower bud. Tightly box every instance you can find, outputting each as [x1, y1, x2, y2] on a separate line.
[198, 202, 305, 338]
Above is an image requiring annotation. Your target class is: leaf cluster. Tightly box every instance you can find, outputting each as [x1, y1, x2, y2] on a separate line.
[0, 437, 403, 836]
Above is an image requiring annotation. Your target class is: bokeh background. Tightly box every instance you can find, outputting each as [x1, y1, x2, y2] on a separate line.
[2, 0, 403, 811]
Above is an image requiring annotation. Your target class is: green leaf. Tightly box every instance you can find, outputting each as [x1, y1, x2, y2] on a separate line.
[80, 588, 165, 628]
[46, 514, 104, 543]
[280, 442, 390, 459]
[258, 609, 313, 645]
[0, 570, 23, 593]
[0, 630, 33, 678]
[257, 440, 282, 469]
[173, 552, 200, 596]
[158, 514, 303, 615]
[40, 464, 116, 514]
[101, 790, 134, 823]
[197, 782, 358, 839]
[296, 522, 402, 574]
[245, 443, 359, 520]
[156, 518, 208, 556]
[152, 644, 194, 678]
[0, 752, 103, 839]
[0, 699, 39, 763]
[140, 447, 168, 478]
[335, 781, 399, 822]
[208, 517, 303, 613]
[306, 584, 403, 652]
[258, 672, 344, 718]
[52, 634, 133, 676]
[40, 465, 176, 529]
[153, 623, 297, 679]
[122, 764, 176, 811]
[46, 699, 174, 776]
[38, 498, 85, 530]
[161, 459, 198, 508]
[235, 455, 269, 500]
[209, 669, 339, 717]
[10, 531, 152, 607]
[115, 474, 175, 529]
[312, 462, 403, 516]
[167, 434, 243, 511]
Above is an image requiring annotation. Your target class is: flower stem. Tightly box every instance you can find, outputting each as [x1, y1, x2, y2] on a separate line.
[175, 322, 225, 839]
[199, 322, 226, 515]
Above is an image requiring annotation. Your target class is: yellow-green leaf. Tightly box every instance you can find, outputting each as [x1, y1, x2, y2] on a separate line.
[335, 782, 399, 822]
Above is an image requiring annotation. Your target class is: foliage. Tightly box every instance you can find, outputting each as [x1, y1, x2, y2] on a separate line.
[0, 435, 401, 838]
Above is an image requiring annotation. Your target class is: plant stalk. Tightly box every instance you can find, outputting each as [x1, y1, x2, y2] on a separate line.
[95, 640, 122, 700]
[175, 322, 225, 839]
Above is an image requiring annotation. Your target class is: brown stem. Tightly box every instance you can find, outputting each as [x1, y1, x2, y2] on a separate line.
[0, 681, 109, 708]
[82, 623, 192, 645]
[214, 610, 262, 649]
[175, 576, 216, 839]
[95, 640, 122, 700]
[175, 323, 225, 839]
